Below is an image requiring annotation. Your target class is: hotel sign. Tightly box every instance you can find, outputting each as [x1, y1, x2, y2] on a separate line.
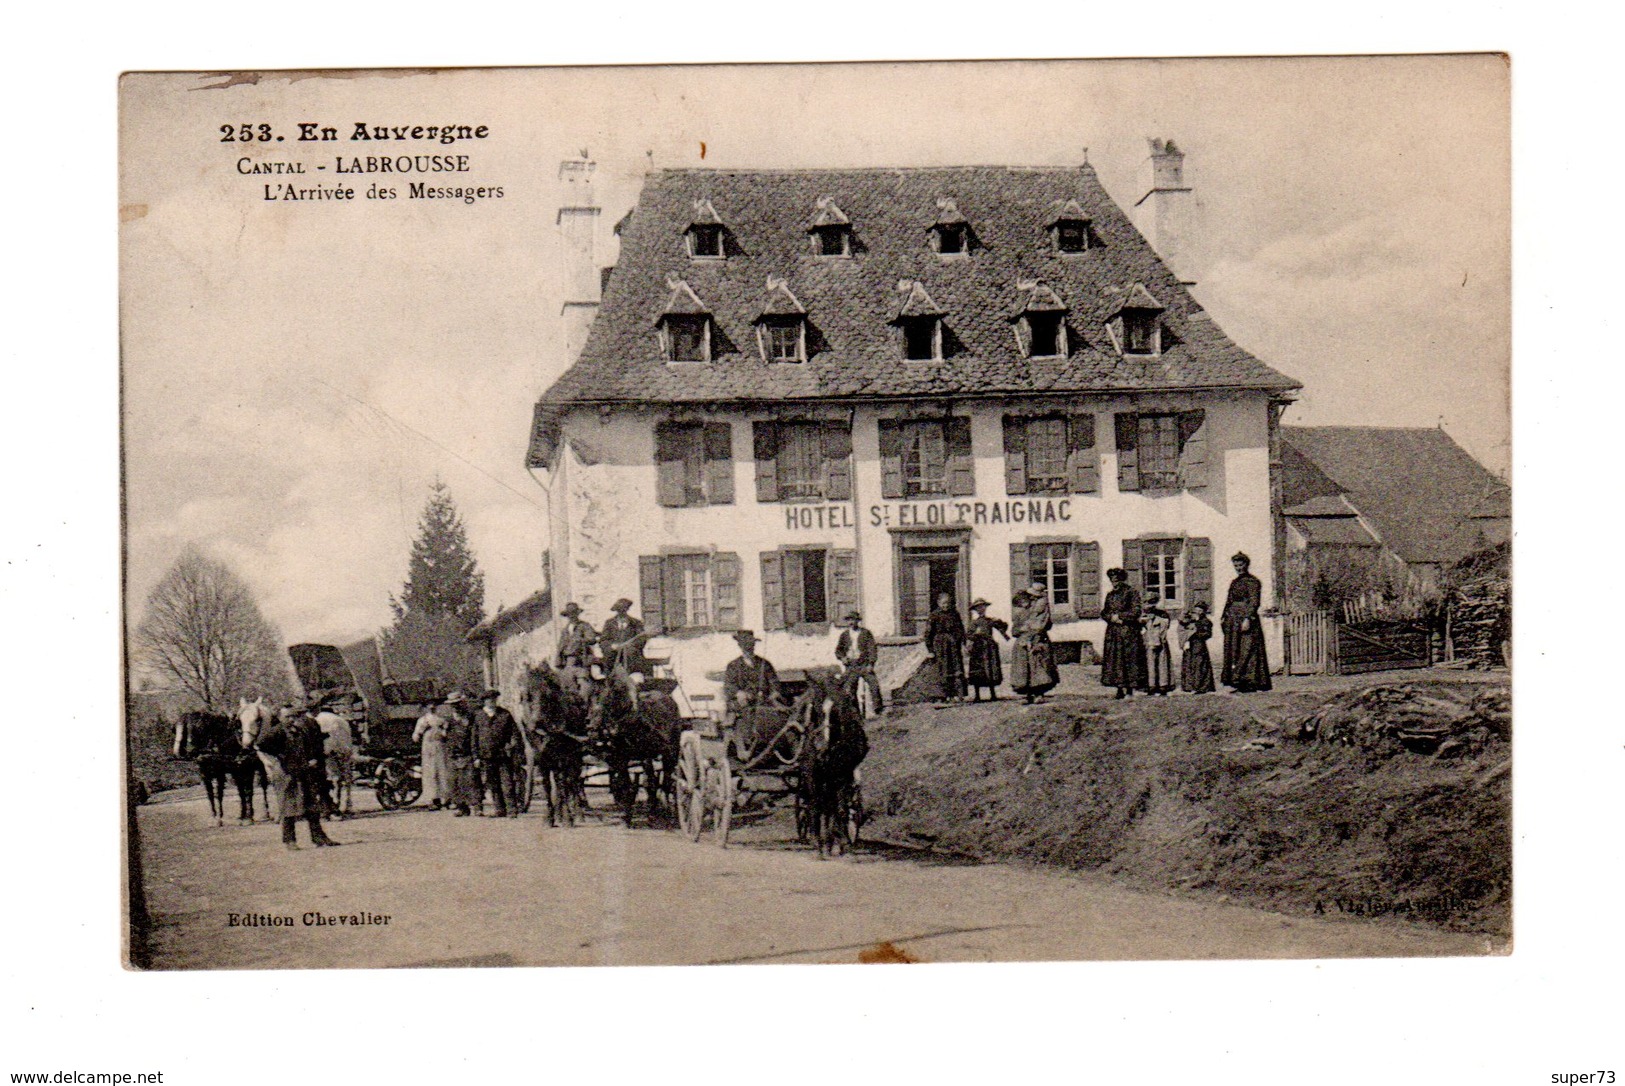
[782, 498, 1075, 531]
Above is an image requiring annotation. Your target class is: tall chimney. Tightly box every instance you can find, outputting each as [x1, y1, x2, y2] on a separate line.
[557, 154, 601, 367]
[1132, 138, 1197, 288]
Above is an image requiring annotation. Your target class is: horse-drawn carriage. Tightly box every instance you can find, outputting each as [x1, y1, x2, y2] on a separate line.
[287, 641, 445, 810]
[674, 671, 868, 855]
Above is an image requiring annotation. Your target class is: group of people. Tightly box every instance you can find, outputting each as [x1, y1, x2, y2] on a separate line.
[555, 597, 647, 699]
[923, 585, 1064, 705]
[412, 689, 524, 818]
[1101, 551, 1273, 700]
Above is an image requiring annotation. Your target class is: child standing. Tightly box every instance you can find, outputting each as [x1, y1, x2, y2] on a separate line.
[1141, 592, 1175, 696]
[1178, 600, 1216, 694]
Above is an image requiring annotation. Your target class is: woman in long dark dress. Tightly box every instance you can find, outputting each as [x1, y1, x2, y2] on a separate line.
[1220, 552, 1272, 692]
[1178, 600, 1216, 693]
[1100, 568, 1144, 699]
[924, 593, 967, 703]
[1010, 587, 1060, 704]
[965, 598, 1009, 703]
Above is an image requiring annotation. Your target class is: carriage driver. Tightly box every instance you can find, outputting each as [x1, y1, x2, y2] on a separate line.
[835, 611, 884, 715]
[723, 630, 785, 754]
[555, 602, 599, 699]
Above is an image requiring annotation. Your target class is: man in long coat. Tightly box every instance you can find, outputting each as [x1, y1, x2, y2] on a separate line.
[440, 691, 479, 816]
[256, 705, 339, 849]
[555, 602, 599, 699]
[723, 630, 784, 754]
[474, 689, 520, 818]
[1220, 552, 1273, 692]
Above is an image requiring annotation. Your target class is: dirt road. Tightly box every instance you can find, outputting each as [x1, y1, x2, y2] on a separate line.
[137, 786, 1497, 969]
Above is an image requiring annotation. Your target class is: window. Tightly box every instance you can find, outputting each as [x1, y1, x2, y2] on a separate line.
[687, 224, 724, 259]
[934, 224, 967, 254]
[1054, 220, 1090, 253]
[901, 420, 948, 497]
[761, 548, 857, 631]
[813, 225, 850, 257]
[901, 317, 941, 361]
[1027, 312, 1064, 357]
[1141, 539, 1182, 603]
[663, 315, 710, 362]
[1136, 414, 1181, 489]
[759, 317, 805, 364]
[1030, 542, 1072, 608]
[638, 552, 741, 633]
[1003, 414, 1098, 496]
[1123, 310, 1159, 354]
[753, 421, 851, 503]
[655, 421, 734, 507]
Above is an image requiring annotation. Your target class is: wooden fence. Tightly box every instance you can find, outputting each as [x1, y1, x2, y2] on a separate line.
[1284, 610, 1337, 675]
[1283, 610, 1433, 676]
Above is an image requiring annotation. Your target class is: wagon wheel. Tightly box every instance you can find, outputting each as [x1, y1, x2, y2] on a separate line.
[675, 739, 702, 842]
[374, 759, 409, 810]
[709, 750, 735, 849]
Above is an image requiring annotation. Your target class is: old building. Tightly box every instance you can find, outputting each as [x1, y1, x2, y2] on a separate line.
[527, 148, 1300, 699]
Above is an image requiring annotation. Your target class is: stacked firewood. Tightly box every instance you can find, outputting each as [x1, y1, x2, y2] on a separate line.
[1450, 575, 1510, 669]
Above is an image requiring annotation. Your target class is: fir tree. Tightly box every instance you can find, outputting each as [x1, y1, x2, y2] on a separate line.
[389, 480, 486, 632]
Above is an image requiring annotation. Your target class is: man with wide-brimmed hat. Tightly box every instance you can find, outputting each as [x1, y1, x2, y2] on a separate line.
[555, 602, 599, 699]
[723, 630, 784, 752]
[473, 689, 521, 818]
[255, 704, 340, 849]
[600, 598, 646, 674]
[834, 610, 883, 716]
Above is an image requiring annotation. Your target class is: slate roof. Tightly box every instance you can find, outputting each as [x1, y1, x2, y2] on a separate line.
[1281, 426, 1510, 566]
[466, 588, 553, 642]
[537, 166, 1300, 409]
[1287, 516, 1380, 547]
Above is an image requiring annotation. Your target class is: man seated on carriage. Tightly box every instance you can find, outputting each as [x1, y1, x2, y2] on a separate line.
[555, 601, 600, 700]
[600, 597, 651, 703]
[834, 611, 884, 716]
[723, 629, 786, 757]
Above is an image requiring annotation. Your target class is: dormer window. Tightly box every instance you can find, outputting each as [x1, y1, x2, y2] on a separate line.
[684, 198, 727, 260]
[930, 197, 971, 257]
[664, 315, 710, 361]
[1107, 282, 1165, 357]
[1011, 282, 1070, 358]
[754, 276, 809, 364]
[1046, 199, 1094, 254]
[893, 279, 946, 362]
[807, 198, 853, 257]
[687, 224, 724, 259]
[657, 277, 714, 362]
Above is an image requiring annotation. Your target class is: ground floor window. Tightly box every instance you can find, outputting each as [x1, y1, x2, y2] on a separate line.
[761, 548, 857, 631]
[1121, 536, 1212, 608]
[638, 552, 741, 633]
[1010, 540, 1101, 620]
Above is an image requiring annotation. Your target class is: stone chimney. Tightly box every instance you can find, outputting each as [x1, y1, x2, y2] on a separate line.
[557, 154, 601, 366]
[1132, 138, 1197, 288]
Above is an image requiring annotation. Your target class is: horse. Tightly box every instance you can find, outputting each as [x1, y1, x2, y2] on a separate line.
[586, 666, 684, 827]
[315, 708, 357, 819]
[173, 711, 256, 826]
[519, 663, 590, 827]
[237, 697, 282, 821]
[795, 670, 869, 859]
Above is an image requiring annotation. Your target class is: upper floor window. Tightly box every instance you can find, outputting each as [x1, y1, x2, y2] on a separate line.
[655, 421, 734, 507]
[929, 197, 971, 256]
[1012, 282, 1069, 358]
[753, 420, 852, 503]
[687, 224, 724, 259]
[1108, 282, 1165, 357]
[1046, 198, 1094, 254]
[901, 317, 941, 361]
[1028, 312, 1064, 356]
[879, 416, 974, 499]
[753, 277, 809, 364]
[1003, 413, 1099, 495]
[1113, 410, 1208, 492]
[657, 278, 715, 362]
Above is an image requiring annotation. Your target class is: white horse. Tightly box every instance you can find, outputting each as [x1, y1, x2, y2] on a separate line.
[316, 709, 356, 818]
[238, 697, 287, 822]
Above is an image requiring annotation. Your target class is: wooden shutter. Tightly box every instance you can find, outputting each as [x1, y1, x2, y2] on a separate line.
[879, 420, 904, 499]
[655, 425, 686, 507]
[1178, 410, 1208, 490]
[638, 555, 666, 634]
[712, 552, 741, 631]
[822, 424, 853, 501]
[1068, 414, 1099, 494]
[759, 551, 786, 631]
[1072, 541, 1102, 619]
[1115, 413, 1140, 492]
[946, 416, 975, 496]
[781, 551, 806, 627]
[1184, 536, 1213, 606]
[1003, 416, 1028, 495]
[753, 422, 779, 503]
[1009, 543, 1031, 599]
[704, 423, 734, 505]
[1121, 539, 1144, 595]
[829, 549, 858, 623]
[662, 555, 687, 629]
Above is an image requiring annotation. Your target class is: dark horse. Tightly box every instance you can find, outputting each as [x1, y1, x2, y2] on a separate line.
[795, 671, 869, 859]
[519, 663, 590, 828]
[587, 670, 684, 827]
[173, 711, 267, 826]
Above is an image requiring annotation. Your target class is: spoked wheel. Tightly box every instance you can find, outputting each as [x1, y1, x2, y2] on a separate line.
[374, 759, 411, 810]
[675, 739, 702, 842]
[709, 749, 734, 849]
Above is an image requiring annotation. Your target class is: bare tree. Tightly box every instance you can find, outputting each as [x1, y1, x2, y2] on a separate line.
[135, 548, 292, 711]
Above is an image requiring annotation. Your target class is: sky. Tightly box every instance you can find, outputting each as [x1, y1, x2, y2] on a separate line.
[120, 57, 1509, 650]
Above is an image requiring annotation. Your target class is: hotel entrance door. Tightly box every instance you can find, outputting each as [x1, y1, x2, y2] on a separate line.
[894, 531, 970, 637]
